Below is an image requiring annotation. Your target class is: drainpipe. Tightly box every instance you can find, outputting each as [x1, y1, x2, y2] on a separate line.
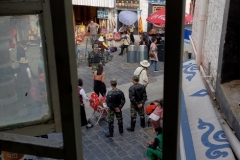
[214, 107, 240, 159]
[196, 0, 208, 66]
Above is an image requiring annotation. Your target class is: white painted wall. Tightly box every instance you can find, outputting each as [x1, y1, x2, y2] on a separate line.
[185, 0, 191, 14]
[191, 0, 226, 89]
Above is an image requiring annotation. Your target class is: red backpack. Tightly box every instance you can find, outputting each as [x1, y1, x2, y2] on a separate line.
[145, 105, 156, 115]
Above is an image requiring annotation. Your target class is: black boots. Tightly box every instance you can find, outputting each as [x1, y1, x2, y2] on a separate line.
[126, 117, 136, 132]
[118, 121, 124, 134]
[140, 117, 146, 128]
[105, 122, 114, 138]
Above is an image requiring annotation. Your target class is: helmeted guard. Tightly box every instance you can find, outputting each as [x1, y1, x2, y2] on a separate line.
[127, 75, 147, 132]
[105, 79, 125, 137]
[88, 44, 105, 73]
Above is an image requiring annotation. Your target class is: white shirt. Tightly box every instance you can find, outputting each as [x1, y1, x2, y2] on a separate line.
[134, 66, 148, 85]
[26, 67, 32, 78]
[79, 87, 89, 101]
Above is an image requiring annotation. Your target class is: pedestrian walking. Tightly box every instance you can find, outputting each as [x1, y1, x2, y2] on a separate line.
[87, 20, 99, 45]
[78, 78, 93, 128]
[127, 75, 147, 132]
[105, 79, 126, 137]
[118, 30, 131, 56]
[134, 60, 150, 87]
[88, 44, 105, 73]
[93, 64, 106, 97]
[149, 38, 159, 72]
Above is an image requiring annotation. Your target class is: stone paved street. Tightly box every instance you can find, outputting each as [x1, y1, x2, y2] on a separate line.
[81, 109, 152, 160]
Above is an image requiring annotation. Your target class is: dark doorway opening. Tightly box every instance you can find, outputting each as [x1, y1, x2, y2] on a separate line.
[217, 0, 240, 141]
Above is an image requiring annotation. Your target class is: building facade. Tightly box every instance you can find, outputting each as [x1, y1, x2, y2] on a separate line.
[191, 0, 240, 140]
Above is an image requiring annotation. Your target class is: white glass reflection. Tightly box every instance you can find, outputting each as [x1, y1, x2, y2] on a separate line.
[0, 15, 51, 130]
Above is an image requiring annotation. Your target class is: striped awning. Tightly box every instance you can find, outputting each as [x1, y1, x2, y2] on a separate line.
[72, 0, 114, 8]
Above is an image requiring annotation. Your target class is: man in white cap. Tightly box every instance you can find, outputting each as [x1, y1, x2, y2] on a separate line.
[97, 36, 109, 52]
[133, 60, 150, 87]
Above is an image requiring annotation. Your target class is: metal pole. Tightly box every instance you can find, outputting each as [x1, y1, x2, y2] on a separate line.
[162, 0, 186, 159]
[49, 0, 83, 160]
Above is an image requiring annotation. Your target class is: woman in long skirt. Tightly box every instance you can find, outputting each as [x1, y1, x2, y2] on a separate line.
[78, 78, 92, 128]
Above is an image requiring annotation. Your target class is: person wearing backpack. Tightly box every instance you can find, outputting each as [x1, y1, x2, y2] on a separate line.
[105, 79, 126, 137]
[127, 75, 147, 132]
[134, 60, 150, 87]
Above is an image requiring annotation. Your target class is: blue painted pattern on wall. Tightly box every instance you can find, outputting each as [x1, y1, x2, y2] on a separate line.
[198, 119, 230, 159]
[191, 89, 208, 97]
[183, 62, 198, 81]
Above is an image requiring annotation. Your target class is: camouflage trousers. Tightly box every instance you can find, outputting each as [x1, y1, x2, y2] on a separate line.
[107, 109, 123, 124]
[91, 63, 99, 73]
[130, 103, 145, 122]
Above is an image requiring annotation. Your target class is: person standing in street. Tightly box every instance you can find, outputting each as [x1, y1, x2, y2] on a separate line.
[93, 64, 106, 97]
[134, 60, 150, 87]
[87, 20, 99, 45]
[88, 44, 105, 73]
[105, 79, 126, 137]
[149, 38, 159, 72]
[127, 75, 147, 132]
[118, 30, 131, 56]
[78, 78, 93, 128]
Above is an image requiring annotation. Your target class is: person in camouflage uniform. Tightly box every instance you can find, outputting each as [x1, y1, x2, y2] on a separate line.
[127, 75, 147, 132]
[105, 79, 125, 137]
[88, 44, 105, 73]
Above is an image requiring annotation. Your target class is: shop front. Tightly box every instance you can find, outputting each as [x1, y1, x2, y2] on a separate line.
[72, 0, 115, 44]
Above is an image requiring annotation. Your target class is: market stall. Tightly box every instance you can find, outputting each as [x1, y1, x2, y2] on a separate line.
[75, 23, 86, 44]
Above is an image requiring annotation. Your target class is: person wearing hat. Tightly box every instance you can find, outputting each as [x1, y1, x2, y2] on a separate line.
[127, 75, 147, 132]
[134, 60, 150, 86]
[105, 79, 125, 137]
[88, 44, 105, 73]
[97, 36, 109, 53]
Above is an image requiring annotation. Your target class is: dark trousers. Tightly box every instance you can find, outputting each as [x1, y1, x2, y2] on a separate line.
[130, 32, 135, 44]
[80, 105, 88, 126]
[120, 45, 128, 55]
[94, 89, 105, 97]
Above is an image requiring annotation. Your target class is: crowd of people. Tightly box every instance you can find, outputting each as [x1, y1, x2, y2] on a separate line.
[76, 20, 165, 160]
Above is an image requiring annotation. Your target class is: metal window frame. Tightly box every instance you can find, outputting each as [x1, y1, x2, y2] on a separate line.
[0, 1, 62, 135]
[162, 0, 185, 159]
[0, 0, 83, 159]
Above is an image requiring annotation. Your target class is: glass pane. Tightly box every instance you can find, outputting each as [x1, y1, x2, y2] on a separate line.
[0, 15, 51, 130]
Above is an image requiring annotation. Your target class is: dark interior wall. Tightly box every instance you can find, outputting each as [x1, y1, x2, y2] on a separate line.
[73, 6, 98, 25]
[221, 0, 240, 83]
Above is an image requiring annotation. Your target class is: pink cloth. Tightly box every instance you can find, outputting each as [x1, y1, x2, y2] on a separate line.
[152, 106, 163, 119]
[149, 43, 158, 61]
